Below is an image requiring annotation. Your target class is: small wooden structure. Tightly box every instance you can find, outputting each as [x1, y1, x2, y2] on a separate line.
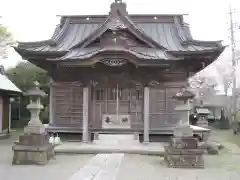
[0, 66, 21, 136]
[14, 0, 224, 142]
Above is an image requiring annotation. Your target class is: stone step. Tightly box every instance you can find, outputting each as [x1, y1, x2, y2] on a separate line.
[93, 134, 139, 145]
[55, 141, 166, 156]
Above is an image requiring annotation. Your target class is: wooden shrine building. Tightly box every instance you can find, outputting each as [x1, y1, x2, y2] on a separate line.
[14, 0, 224, 142]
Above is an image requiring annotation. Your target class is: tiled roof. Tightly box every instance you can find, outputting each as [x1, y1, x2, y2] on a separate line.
[17, 19, 221, 53]
[14, 0, 224, 65]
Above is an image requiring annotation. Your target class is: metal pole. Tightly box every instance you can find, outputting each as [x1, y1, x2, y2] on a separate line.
[229, 4, 237, 122]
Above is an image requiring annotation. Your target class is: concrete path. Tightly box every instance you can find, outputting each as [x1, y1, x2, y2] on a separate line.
[68, 154, 124, 180]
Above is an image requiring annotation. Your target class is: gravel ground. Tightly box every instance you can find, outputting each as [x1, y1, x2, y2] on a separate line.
[116, 154, 240, 180]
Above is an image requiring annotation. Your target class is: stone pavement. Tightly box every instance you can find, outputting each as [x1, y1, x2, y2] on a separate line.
[69, 153, 124, 180]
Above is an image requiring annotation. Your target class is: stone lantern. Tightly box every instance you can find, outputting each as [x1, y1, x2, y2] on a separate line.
[24, 81, 46, 134]
[164, 88, 205, 168]
[12, 81, 55, 165]
[172, 89, 195, 137]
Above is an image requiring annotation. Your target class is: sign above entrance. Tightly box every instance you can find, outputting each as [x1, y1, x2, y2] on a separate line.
[102, 114, 131, 129]
[100, 59, 126, 67]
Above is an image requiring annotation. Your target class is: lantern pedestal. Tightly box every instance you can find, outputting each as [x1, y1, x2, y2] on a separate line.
[12, 82, 55, 165]
[24, 124, 46, 135]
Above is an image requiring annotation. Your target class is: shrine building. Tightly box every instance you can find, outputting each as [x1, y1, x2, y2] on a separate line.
[14, 0, 224, 142]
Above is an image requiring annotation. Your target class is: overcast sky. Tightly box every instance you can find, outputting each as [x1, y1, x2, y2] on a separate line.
[0, 0, 240, 71]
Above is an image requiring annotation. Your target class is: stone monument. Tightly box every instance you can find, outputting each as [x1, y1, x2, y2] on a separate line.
[12, 81, 55, 165]
[164, 89, 205, 168]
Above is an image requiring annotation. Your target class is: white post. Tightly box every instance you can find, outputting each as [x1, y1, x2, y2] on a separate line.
[82, 86, 89, 142]
[8, 98, 14, 133]
[144, 86, 150, 143]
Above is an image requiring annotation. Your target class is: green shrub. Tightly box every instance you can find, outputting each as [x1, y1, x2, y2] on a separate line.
[215, 116, 230, 129]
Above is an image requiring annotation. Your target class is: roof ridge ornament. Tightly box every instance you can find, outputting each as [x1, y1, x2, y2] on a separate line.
[108, 17, 126, 30]
[110, 0, 127, 16]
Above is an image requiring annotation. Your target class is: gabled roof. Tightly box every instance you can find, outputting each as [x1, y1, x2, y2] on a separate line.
[0, 73, 21, 93]
[14, 0, 224, 61]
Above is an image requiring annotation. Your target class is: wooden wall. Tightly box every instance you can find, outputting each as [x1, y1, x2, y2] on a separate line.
[149, 85, 181, 129]
[52, 82, 83, 127]
[51, 80, 186, 131]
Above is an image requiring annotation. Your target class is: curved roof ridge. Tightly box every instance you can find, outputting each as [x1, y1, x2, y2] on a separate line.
[69, 17, 110, 49]
[70, 9, 168, 50]
[56, 46, 180, 61]
[122, 15, 167, 49]
[182, 40, 223, 47]
[50, 18, 71, 45]
[17, 40, 53, 49]
[174, 16, 223, 48]
[128, 47, 178, 59]
[173, 16, 188, 42]
[50, 24, 61, 39]
[17, 18, 71, 49]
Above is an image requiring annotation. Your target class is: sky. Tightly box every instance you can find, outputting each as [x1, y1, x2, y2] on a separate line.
[0, 0, 240, 87]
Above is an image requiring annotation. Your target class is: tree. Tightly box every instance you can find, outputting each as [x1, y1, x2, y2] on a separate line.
[188, 75, 218, 97]
[6, 62, 50, 126]
[6, 62, 49, 91]
[0, 22, 14, 60]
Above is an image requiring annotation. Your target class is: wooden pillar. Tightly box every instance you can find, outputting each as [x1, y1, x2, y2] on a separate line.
[92, 86, 96, 128]
[49, 80, 55, 125]
[143, 86, 150, 143]
[82, 86, 89, 142]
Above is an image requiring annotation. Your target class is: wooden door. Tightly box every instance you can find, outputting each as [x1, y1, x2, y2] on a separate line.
[92, 85, 143, 130]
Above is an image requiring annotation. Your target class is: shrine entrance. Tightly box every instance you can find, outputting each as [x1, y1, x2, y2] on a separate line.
[92, 83, 143, 130]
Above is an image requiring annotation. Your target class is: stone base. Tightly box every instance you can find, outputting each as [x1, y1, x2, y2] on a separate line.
[24, 124, 45, 134]
[164, 147, 204, 168]
[173, 125, 193, 137]
[170, 137, 198, 149]
[12, 133, 55, 165]
[197, 120, 209, 129]
[12, 144, 55, 165]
